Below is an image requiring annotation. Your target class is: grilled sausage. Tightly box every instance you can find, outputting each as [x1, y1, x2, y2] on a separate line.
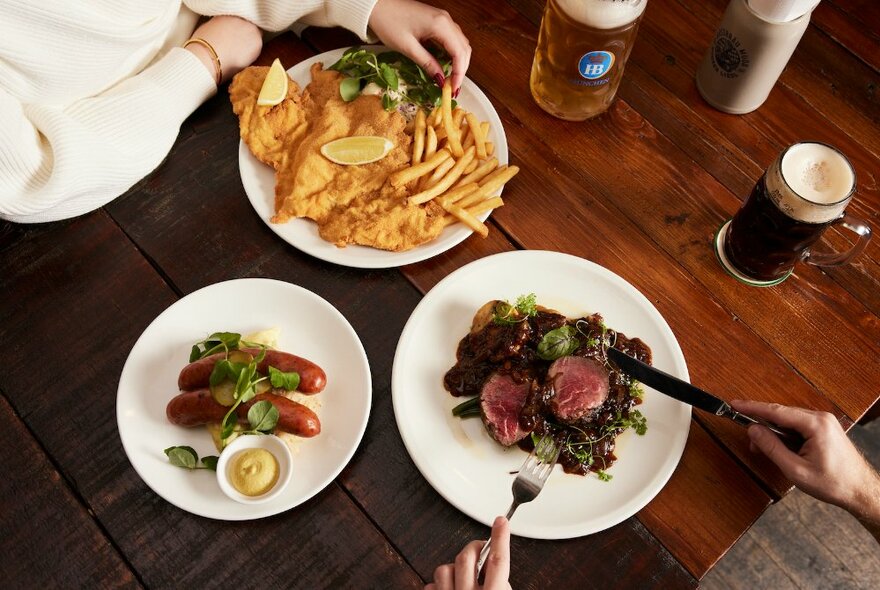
[166, 389, 321, 437]
[177, 348, 326, 393]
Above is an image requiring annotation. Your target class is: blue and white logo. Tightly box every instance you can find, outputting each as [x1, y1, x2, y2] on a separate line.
[578, 51, 615, 80]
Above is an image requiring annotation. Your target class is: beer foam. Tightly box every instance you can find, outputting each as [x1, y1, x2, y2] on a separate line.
[778, 143, 853, 222]
[556, 0, 647, 29]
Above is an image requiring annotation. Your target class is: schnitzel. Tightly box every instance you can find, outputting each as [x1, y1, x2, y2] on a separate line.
[230, 63, 446, 251]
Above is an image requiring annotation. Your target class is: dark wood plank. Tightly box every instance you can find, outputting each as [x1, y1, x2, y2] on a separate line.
[812, 1, 880, 74]
[0, 208, 423, 587]
[638, 422, 770, 578]
[0, 393, 140, 588]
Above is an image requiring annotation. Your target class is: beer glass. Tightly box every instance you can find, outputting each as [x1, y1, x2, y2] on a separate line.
[714, 142, 872, 286]
[530, 0, 647, 121]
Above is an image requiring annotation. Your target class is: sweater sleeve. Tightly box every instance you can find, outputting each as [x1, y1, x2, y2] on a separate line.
[184, 0, 380, 40]
[0, 48, 216, 224]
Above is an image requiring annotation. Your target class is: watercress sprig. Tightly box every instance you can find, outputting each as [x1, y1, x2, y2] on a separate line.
[165, 446, 219, 471]
[328, 47, 453, 112]
[493, 293, 538, 326]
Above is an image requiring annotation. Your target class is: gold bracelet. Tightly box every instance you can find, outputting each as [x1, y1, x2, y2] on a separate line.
[183, 37, 222, 85]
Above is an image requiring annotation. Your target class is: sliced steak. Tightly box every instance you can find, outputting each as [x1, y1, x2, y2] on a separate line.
[480, 373, 531, 446]
[548, 356, 610, 422]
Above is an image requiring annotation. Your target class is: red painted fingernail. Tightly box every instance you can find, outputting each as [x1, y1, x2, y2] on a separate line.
[453, 86, 460, 98]
[433, 73, 445, 87]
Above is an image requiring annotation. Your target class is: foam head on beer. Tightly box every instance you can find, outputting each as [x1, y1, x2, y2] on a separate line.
[778, 142, 854, 223]
[556, 0, 646, 29]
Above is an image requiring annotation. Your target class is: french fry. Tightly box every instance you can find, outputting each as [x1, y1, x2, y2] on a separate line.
[463, 159, 478, 174]
[478, 165, 519, 195]
[442, 80, 463, 157]
[443, 202, 489, 237]
[428, 106, 440, 127]
[462, 128, 475, 151]
[431, 105, 444, 127]
[390, 150, 451, 187]
[412, 109, 426, 165]
[425, 125, 438, 160]
[452, 108, 465, 130]
[453, 157, 498, 188]
[437, 183, 480, 207]
[465, 113, 487, 159]
[466, 196, 503, 217]
[481, 121, 489, 136]
[435, 126, 448, 141]
[423, 157, 455, 190]
[486, 141, 495, 156]
[410, 146, 476, 205]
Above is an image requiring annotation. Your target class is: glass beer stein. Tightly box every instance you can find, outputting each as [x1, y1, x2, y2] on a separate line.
[715, 142, 872, 286]
[530, 0, 647, 121]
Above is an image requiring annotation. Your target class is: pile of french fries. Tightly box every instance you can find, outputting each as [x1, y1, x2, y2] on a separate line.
[390, 81, 519, 238]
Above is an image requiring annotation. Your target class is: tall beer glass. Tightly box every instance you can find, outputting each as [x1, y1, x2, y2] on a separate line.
[530, 0, 647, 121]
[715, 142, 872, 286]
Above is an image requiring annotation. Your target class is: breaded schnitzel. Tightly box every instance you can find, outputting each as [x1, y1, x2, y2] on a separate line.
[230, 63, 446, 252]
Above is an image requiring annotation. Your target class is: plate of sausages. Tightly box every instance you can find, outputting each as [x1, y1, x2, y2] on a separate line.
[117, 278, 371, 520]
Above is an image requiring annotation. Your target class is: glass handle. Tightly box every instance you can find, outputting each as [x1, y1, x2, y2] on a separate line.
[805, 213, 872, 267]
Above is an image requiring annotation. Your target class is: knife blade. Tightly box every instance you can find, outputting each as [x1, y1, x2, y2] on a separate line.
[607, 347, 804, 450]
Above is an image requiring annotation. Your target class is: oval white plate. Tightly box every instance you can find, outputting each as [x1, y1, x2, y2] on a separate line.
[392, 251, 691, 539]
[117, 278, 371, 520]
[239, 46, 509, 269]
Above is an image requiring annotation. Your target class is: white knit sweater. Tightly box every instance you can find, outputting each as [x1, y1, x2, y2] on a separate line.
[0, 0, 378, 223]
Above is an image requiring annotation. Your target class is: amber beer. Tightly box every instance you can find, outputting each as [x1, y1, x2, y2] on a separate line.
[719, 143, 872, 285]
[530, 0, 647, 120]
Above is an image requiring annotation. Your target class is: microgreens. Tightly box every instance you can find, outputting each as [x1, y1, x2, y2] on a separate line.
[536, 325, 580, 361]
[328, 47, 453, 112]
[493, 293, 538, 326]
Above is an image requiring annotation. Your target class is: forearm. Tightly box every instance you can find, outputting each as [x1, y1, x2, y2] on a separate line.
[0, 48, 215, 223]
[849, 467, 880, 544]
[184, 0, 379, 38]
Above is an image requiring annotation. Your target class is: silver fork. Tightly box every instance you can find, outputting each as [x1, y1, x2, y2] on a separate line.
[475, 434, 561, 578]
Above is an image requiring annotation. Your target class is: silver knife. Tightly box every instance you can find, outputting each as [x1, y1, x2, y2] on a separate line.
[607, 347, 805, 450]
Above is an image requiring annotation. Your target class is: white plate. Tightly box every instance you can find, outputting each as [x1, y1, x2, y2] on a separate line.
[239, 46, 509, 269]
[117, 278, 371, 520]
[391, 251, 691, 539]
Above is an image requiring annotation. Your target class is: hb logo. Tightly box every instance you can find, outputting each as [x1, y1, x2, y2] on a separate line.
[578, 51, 615, 80]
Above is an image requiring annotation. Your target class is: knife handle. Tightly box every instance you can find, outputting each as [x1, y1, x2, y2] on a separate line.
[727, 410, 806, 452]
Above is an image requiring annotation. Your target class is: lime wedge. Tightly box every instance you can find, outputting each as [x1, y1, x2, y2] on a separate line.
[257, 59, 288, 107]
[320, 136, 394, 165]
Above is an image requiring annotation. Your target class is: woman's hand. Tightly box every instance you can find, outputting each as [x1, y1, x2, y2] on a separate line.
[186, 16, 262, 84]
[369, 0, 471, 95]
[731, 400, 880, 527]
[426, 516, 513, 590]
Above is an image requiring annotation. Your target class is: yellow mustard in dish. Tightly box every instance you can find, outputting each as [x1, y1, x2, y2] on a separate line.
[227, 448, 279, 496]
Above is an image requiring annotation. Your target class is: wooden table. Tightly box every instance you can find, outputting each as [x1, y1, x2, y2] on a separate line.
[2, 0, 877, 587]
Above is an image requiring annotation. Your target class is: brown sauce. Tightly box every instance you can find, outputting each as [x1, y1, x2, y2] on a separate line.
[444, 308, 651, 477]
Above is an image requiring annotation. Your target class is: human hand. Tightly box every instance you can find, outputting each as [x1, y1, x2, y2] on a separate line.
[186, 16, 262, 84]
[369, 0, 471, 95]
[731, 400, 880, 519]
[426, 516, 512, 590]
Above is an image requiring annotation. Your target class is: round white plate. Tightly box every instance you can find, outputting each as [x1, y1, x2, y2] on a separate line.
[391, 251, 691, 539]
[239, 46, 509, 269]
[117, 278, 371, 520]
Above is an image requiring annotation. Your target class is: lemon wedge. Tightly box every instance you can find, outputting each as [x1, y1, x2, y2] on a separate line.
[320, 136, 394, 165]
[257, 59, 288, 106]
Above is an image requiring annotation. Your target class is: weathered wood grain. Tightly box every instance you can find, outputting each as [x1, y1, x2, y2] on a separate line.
[0, 211, 421, 587]
[0, 393, 140, 589]
[815, 1, 880, 73]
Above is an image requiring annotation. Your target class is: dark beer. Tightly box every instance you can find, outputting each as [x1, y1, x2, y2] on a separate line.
[721, 142, 860, 283]
[724, 176, 835, 281]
